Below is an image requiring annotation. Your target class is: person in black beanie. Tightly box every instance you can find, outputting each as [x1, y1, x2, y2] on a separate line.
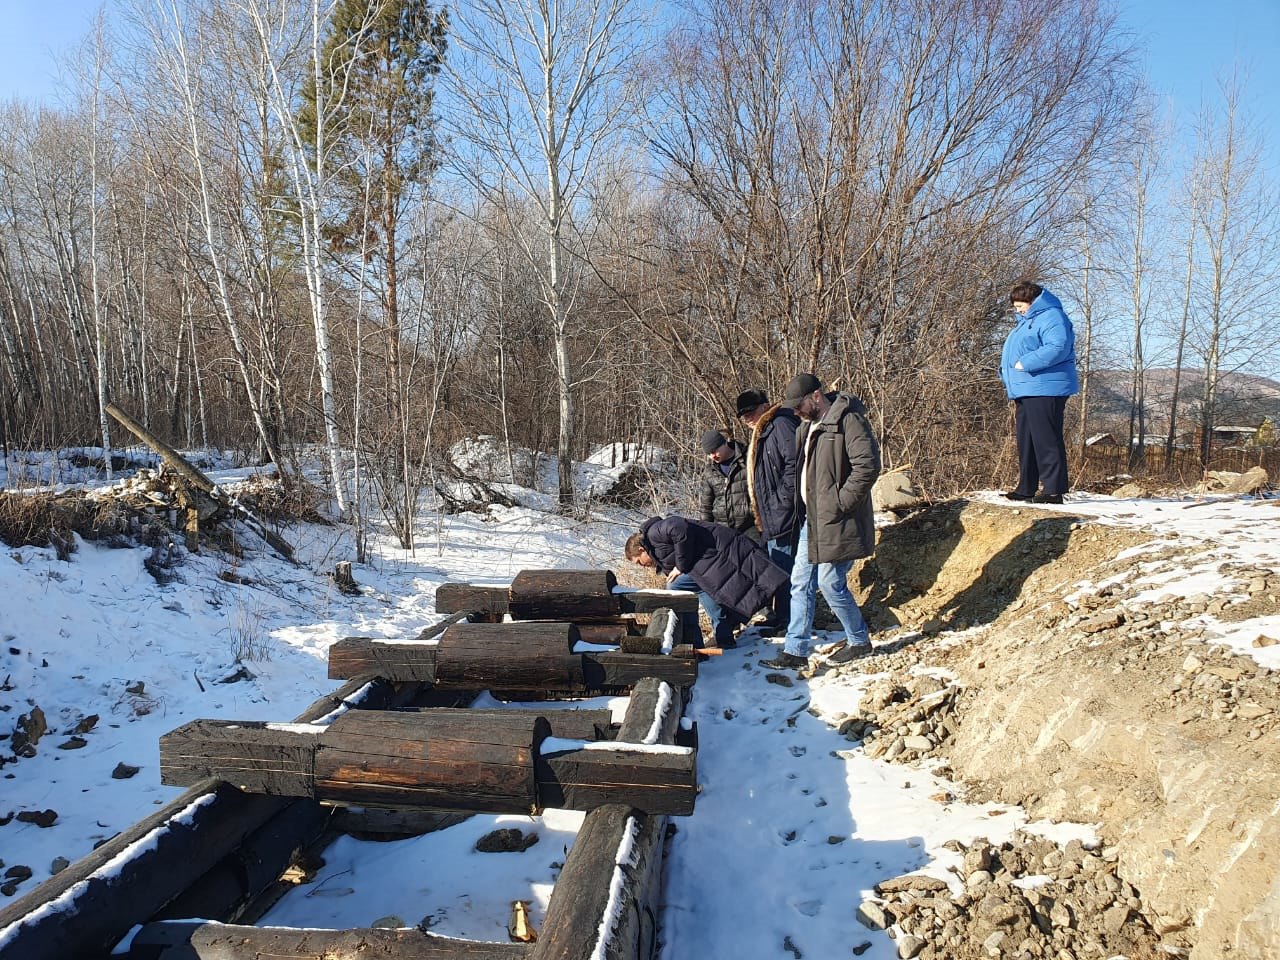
[697, 428, 758, 541]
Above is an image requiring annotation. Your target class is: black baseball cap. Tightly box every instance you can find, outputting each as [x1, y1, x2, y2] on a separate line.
[780, 373, 822, 408]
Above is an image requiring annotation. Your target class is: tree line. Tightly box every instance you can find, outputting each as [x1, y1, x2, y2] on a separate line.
[0, 0, 1275, 549]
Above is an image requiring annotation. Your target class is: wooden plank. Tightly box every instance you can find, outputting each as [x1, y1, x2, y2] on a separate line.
[118, 920, 534, 960]
[508, 569, 620, 621]
[531, 678, 684, 960]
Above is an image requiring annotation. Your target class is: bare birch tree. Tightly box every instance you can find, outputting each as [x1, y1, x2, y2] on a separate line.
[446, 0, 647, 506]
[1189, 72, 1280, 465]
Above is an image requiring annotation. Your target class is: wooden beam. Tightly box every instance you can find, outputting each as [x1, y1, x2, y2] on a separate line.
[159, 708, 695, 817]
[508, 569, 619, 621]
[117, 920, 534, 960]
[328, 623, 697, 693]
[434, 581, 700, 618]
[434, 583, 509, 621]
[0, 677, 424, 960]
[616, 589, 699, 615]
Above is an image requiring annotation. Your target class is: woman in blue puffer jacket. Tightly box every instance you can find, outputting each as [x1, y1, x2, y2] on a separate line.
[999, 281, 1079, 504]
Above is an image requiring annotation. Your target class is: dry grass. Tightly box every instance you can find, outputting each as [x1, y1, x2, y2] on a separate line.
[0, 492, 75, 555]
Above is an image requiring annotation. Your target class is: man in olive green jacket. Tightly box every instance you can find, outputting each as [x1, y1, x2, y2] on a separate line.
[761, 373, 881, 670]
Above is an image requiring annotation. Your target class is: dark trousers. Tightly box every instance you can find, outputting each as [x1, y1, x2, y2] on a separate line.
[1015, 396, 1069, 496]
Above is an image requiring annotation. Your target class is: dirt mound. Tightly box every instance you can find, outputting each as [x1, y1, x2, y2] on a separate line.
[842, 499, 1280, 960]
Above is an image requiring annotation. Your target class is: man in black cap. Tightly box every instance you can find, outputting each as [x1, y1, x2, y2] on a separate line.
[736, 389, 800, 630]
[760, 373, 881, 670]
[697, 428, 757, 541]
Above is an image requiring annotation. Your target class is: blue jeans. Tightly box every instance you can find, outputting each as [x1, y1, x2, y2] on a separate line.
[765, 537, 794, 627]
[669, 573, 743, 646]
[783, 526, 868, 657]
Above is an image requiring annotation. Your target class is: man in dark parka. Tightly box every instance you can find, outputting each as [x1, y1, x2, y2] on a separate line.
[625, 516, 788, 648]
[736, 390, 800, 629]
[762, 373, 881, 670]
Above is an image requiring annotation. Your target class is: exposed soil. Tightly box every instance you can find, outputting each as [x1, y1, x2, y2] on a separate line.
[835, 499, 1280, 960]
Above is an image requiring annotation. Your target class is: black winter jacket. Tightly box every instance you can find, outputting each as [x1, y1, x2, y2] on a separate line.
[793, 393, 881, 563]
[698, 441, 757, 537]
[746, 405, 799, 541]
[640, 516, 788, 619]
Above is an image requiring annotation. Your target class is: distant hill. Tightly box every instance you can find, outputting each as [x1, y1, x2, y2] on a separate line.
[1087, 369, 1280, 433]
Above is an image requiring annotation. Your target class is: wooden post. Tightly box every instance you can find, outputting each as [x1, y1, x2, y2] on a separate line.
[508, 570, 620, 621]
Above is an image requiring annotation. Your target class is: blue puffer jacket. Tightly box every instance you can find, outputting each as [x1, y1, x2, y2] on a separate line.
[1000, 289, 1080, 399]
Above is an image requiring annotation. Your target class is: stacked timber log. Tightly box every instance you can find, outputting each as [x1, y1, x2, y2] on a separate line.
[0, 570, 697, 960]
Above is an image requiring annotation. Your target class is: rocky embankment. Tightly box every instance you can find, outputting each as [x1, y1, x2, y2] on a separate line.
[830, 499, 1280, 960]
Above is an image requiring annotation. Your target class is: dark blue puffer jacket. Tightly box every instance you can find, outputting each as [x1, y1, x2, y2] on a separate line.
[746, 405, 799, 541]
[640, 516, 788, 619]
[1000, 289, 1080, 399]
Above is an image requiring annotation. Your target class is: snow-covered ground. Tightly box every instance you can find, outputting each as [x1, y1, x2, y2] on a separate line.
[1, 451, 1277, 958]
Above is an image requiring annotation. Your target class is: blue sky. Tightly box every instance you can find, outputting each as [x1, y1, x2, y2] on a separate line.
[0, 0, 1276, 141]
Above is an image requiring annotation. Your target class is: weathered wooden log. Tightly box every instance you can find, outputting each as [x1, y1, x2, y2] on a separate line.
[616, 589, 699, 614]
[574, 621, 630, 644]
[537, 744, 695, 815]
[160, 720, 321, 796]
[531, 678, 683, 960]
[434, 583, 509, 621]
[118, 920, 534, 960]
[151, 798, 331, 925]
[579, 653, 696, 690]
[162, 712, 547, 814]
[0, 676, 424, 960]
[328, 627, 698, 692]
[508, 569, 619, 621]
[456, 708, 616, 741]
[435, 622, 581, 689]
[435, 580, 700, 618]
[160, 709, 694, 816]
[0, 783, 287, 960]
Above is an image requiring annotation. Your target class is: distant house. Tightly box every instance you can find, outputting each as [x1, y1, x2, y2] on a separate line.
[1085, 433, 1119, 449]
[1211, 425, 1258, 448]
